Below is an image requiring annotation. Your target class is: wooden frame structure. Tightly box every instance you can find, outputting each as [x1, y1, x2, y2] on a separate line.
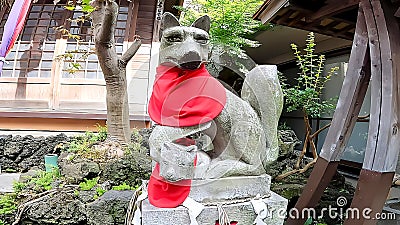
[284, 0, 400, 224]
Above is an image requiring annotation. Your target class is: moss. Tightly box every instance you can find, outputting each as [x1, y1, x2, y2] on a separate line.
[111, 182, 136, 191]
[79, 177, 99, 191]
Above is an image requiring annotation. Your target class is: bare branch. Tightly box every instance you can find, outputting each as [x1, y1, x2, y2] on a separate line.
[120, 38, 142, 67]
[92, 0, 118, 45]
[310, 123, 331, 139]
[91, 0, 119, 75]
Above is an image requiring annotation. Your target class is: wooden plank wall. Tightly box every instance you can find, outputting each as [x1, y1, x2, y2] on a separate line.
[0, 0, 157, 123]
[136, 0, 157, 44]
[126, 0, 157, 116]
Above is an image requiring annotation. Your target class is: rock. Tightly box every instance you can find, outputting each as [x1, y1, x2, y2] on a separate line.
[21, 191, 86, 225]
[101, 151, 151, 186]
[86, 190, 134, 225]
[59, 153, 101, 183]
[278, 130, 301, 156]
[0, 157, 18, 171]
[19, 167, 41, 183]
[0, 134, 69, 172]
[4, 135, 24, 160]
[77, 190, 97, 204]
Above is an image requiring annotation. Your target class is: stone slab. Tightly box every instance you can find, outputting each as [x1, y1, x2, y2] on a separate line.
[142, 191, 288, 225]
[144, 174, 271, 204]
[189, 174, 271, 203]
[0, 173, 21, 193]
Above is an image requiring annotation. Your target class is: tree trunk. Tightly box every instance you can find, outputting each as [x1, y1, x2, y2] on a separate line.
[91, 0, 141, 144]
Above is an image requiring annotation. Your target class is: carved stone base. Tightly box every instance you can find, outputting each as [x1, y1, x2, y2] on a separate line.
[141, 191, 287, 225]
[142, 175, 287, 225]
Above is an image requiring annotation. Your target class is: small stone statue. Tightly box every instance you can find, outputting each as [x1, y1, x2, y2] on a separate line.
[148, 12, 283, 181]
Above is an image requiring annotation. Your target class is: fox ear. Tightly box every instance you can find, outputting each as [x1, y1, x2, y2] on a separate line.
[191, 15, 210, 33]
[161, 12, 180, 31]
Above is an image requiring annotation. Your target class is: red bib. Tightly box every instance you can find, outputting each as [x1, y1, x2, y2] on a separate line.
[148, 64, 226, 127]
[148, 138, 197, 208]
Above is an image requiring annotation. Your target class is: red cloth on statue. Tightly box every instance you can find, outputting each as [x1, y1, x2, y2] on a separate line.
[148, 156, 197, 208]
[148, 163, 191, 208]
[148, 64, 226, 127]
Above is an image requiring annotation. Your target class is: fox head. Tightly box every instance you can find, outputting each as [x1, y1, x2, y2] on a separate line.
[159, 12, 210, 70]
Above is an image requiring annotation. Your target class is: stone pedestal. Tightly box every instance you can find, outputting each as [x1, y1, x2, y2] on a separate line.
[141, 175, 288, 225]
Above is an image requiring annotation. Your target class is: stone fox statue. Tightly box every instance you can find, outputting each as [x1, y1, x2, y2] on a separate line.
[148, 12, 283, 181]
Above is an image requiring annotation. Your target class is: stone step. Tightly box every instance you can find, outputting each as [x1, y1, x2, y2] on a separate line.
[189, 174, 271, 203]
[144, 174, 271, 204]
[0, 173, 21, 193]
[141, 191, 288, 225]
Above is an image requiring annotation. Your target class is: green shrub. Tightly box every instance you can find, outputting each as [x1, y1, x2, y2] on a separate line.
[95, 187, 107, 197]
[79, 177, 99, 191]
[30, 169, 61, 191]
[112, 182, 136, 191]
[68, 125, 107, 154]
[4, 168, 16, 173]
[283, 32, 338, 118]
[176, 0, 269, 53]
[12, 181, 27, 194]
[0, 194, 16, 216]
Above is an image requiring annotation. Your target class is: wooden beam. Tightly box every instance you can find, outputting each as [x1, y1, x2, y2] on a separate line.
[284, 20, 354, 40]
[395, 7, 400, 17]
[345, 1, 400, 223]
[0, 110, 150, 121]
[126, 0, 139, 42]
[275, 8, 296, 25]
[318, 5, 370, 162]
[322, 20, 343, 30]
[254, 0, 289, 24]
[306, 0, 360, 22]
[287, 12, 306, 26]
[344, 170, 394, 225]
[361, 0, 400, 172]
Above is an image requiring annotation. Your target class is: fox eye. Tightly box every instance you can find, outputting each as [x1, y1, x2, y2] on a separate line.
[166, 35, 183, 42]
[194, 35, 209, 44]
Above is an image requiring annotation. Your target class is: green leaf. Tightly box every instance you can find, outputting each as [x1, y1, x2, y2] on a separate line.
[82, 0, 91, 5]
[64, 5, 75, 11]
[82, 5, 95, 13]
[304, 217, 313, 225]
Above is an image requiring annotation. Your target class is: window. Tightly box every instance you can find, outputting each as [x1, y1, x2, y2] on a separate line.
[0, 0, 132, 78]
[0, 1, 67, 78]
[62, 0, 130, 79]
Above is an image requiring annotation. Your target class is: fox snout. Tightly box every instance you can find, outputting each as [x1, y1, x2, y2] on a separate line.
[179, 51, 202, 70]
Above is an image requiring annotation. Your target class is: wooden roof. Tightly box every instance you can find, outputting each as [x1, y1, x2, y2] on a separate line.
[254, 0, 361, 40]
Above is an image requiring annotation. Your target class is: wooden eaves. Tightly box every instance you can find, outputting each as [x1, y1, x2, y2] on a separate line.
[253, 0, 362, 40]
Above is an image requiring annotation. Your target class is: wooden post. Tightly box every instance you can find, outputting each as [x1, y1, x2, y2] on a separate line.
[285, 6, 371, 224]
[344, 0, 400, 224]
[287, 0, 400, 224]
